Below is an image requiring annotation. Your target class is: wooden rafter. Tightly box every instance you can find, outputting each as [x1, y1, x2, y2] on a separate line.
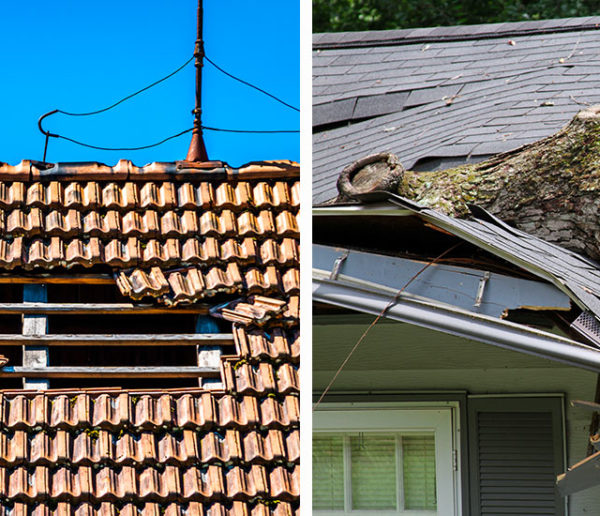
[0, 334, 234, 346]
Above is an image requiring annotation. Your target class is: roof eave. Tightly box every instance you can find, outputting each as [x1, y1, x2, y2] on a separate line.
[313, 274, 600, 372]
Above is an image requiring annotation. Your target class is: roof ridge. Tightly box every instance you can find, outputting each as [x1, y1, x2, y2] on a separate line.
[0, 159, 300, 181]
[313, 16, 600, 50]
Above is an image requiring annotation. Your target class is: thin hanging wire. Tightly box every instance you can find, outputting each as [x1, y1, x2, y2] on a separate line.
[205, 55, 299, 112]
[54, 128, 194, 151]
[45, 124, 299, 153]
[58, 56, 194, 117]
[38, 48, 299, 159]
[313, 243, 461, 411]
[202, 125, 299, 134]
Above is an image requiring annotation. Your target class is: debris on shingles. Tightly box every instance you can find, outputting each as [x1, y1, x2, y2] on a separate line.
[211, 295, 288, 326]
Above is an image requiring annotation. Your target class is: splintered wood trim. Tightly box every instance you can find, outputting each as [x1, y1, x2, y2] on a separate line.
[0, 303, 210, 315]
[0, 366, 220, 378]
[0, 334, 234, 346]
[572, 399, 600, 411]
[0, 275, 114, 285]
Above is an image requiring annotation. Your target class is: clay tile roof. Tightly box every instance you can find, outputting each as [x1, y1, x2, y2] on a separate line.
[0, 159, 300, 512]
[0, 159, 299, 305]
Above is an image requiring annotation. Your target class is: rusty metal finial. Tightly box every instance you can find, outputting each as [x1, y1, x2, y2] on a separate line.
[186, 0, 209, 162]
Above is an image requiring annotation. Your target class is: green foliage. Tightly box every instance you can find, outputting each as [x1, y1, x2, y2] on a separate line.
[313, 0, 599, 33]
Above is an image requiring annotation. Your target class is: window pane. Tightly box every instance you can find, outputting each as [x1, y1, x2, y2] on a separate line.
[350, 434, 397, 509]
[313, 434, 345, 510]
[403, 435, 437, 510]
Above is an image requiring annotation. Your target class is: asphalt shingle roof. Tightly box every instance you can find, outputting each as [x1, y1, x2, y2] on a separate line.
[313, 17, 600, 204]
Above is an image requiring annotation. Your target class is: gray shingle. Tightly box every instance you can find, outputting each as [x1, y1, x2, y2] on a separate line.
[353, 92, 410, 119]
[314, 20, 600, 203]
[313, 98, 357, 127]
[405, 85, 462, 107]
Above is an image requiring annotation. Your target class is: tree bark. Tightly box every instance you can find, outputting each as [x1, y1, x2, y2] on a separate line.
[393, 106, 600, 260]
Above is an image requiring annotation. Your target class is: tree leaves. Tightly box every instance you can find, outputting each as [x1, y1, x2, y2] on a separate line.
[313, 0, 599, 33]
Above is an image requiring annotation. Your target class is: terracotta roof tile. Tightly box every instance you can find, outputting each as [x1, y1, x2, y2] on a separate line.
[222, 361, 299, 395]
[0, 170, 299, 305]
[0, 392, 299, 431]
[116, 263, 295, 305]
[213, 297, 288, 326]
[0, 160, 299, 511]
[0, 463, 299, 503]
[233, 326, 299, 363]
[8, 501, 299, 516]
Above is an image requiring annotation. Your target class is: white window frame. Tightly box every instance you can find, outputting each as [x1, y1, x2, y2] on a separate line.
[314, 402, 460, 516]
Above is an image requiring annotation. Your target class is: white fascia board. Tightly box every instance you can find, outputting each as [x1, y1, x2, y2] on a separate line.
[312, 204, 413, 216]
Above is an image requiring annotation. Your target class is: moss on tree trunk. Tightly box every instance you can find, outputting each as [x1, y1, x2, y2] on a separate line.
[395, 106, 600, 260]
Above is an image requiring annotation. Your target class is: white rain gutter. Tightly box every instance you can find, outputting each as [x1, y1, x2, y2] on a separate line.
[313, 274, 600, 373]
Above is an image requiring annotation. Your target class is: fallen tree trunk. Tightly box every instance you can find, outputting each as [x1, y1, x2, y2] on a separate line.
[337, 105, 600, 260]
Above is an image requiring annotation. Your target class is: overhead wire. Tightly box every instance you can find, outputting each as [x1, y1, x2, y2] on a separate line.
[38, 52, 299, 158]
[205, 54, 300, 112]
[56, 56, 195, 117]
[54, 128, 194, 152]
[51, 124, 299, 152]
[313, 243, 462, 411]
[202, 125, 299, 134]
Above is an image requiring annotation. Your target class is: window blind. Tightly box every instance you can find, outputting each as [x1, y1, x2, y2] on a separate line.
[403, 435, 437, 510]
[313, 432, 437, 512]
[313, 434, 345, 510]
[350, 434, 397, 509]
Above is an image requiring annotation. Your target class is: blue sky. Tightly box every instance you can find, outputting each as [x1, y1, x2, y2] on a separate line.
[0, 1, 299, 167]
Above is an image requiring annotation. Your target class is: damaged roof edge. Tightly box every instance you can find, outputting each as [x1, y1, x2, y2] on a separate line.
[314, 244, 571, 319]
[313, 277, 600, 372]
[316, 193, 600, 323]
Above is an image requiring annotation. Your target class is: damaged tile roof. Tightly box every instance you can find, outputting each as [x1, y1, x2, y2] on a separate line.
[0, 159, 299, 305]
[313, 16, 600, 203]
[0, 158, 300, 513]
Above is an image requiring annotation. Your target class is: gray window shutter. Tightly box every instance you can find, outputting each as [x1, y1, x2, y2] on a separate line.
[468, 397, 565, 516]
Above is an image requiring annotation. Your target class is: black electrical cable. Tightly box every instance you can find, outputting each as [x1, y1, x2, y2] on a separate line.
[55, 128, 195, 151]
[38, 52, 299, 157]
[205, 55, 300, 112]
[50, 124, 298, 152]
[202, 125, 299, 133]
[56, 56, 195, 117]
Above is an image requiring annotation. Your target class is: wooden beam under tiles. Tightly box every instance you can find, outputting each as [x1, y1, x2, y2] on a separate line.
[0, 333, 234, 346]
[0, 274, 114, 285]
[0, 366, 220, 378]
[0, 303, 210, 315]
[197, 346, 223, 390]
[21, 284, 49, 390]
[194, 315, 224, 390]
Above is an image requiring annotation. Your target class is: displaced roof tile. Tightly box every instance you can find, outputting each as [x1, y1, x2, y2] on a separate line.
[0, 162, 299, 511]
